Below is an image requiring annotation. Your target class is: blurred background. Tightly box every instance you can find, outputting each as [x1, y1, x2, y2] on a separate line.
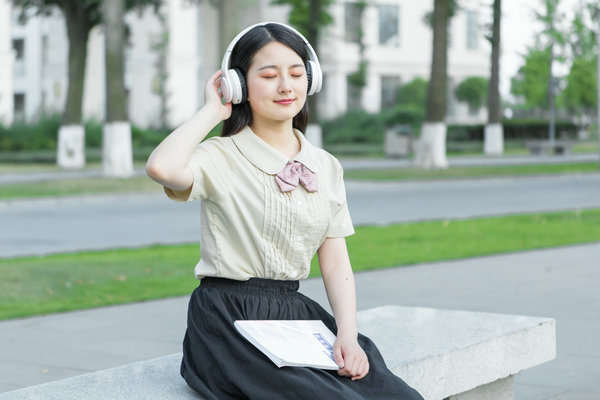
[0, 0, 598, 168]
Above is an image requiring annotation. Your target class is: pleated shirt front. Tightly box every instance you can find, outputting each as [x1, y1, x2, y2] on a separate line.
[164, 126, 354, 281]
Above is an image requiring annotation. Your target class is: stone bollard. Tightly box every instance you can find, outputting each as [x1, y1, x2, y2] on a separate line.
[57, 125, 85, 169]
[384, 125, 413, 158]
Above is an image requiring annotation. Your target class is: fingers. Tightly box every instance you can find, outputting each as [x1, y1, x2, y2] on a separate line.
[333, 343, 345, 369]
[335, 345, 369, 380]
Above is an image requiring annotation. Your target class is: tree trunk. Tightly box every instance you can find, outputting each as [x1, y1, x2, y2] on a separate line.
[57, 4, 92, 169]
[102, 0, 133, 177]
[417, 0, 449, 168]
[485, 0, 504, 155]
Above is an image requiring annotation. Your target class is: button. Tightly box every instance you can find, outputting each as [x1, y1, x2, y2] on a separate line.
[296, 235, 303, 242]
[297, 200, 303, 206]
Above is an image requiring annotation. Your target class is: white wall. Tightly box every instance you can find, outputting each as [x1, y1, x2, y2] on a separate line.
[0, 0, 14, 125]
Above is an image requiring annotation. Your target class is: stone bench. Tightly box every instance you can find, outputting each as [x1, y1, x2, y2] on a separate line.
[0, 305, 556, 400]
[525, 140, 574, 155]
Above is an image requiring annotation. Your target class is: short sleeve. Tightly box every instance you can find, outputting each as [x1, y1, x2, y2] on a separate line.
[326, 162, 355, 238]
[164, 138, 231, 202]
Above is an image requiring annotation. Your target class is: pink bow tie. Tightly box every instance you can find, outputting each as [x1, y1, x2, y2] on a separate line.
[275, 161, 318, 193]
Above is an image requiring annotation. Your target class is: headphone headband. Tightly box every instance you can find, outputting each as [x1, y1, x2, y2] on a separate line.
[220, 21, 322, 104]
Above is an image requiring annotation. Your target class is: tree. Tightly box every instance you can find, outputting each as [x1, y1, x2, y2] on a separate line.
[557, 5, 597, 130]
[14, 0, 159, 169]
[484, 0, 503, 155]
[416, 0, 457, 169]
[511, 47, 551, 112]
[102, 0, 133, 177]
[454, 76, 488, 112]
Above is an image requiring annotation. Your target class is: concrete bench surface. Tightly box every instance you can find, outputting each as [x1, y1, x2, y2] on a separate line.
[0, 305, 556, 400]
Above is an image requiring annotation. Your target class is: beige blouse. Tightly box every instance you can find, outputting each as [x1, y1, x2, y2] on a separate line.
[165, 126, 354, 281]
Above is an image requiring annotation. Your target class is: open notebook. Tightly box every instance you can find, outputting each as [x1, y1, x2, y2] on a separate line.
[234, 320, 340, 370]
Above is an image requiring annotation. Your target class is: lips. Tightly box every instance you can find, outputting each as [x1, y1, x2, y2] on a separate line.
[275, 99, 295, 105]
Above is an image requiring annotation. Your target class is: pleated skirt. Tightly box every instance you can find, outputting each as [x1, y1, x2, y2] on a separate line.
[181, 277, 423, 400]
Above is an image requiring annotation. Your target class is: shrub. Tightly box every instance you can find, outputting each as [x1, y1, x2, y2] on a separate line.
[0, 114, 60, 151]
[447, 119, 579, 141]
[321, 110, 385, 144]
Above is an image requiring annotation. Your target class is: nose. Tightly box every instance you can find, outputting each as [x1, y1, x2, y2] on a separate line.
[278, 76, 292, 94]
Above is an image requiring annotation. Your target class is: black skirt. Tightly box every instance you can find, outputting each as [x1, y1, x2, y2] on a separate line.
[181, 277, 423, 400]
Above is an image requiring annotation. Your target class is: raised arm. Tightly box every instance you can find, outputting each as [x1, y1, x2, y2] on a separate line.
[317, 237, 369, 381]
[145, 70, 232, 191]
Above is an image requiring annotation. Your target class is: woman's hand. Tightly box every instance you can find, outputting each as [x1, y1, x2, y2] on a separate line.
[333, 334, 369, 381]
[204, 70, 232, 121]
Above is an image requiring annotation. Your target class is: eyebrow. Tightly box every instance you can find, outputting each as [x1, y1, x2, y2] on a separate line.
[257, 63, 305, 71]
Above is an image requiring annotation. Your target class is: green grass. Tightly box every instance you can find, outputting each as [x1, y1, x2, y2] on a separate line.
[0, 175, 162, 200]
[344, 162, 600, 181]
[2, 209, 599, 321]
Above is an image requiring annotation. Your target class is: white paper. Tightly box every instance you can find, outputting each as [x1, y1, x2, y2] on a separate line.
[234, 320, 339, 370]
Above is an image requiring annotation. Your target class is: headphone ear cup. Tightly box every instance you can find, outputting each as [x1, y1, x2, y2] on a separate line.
[223, 68, 243, 104]
[306, 62, 313, 95]
[306, 60, 322, 96]
[234, 69, 248, 104]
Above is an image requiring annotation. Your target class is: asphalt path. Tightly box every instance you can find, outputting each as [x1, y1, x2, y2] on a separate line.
[1, 174, 599, 258]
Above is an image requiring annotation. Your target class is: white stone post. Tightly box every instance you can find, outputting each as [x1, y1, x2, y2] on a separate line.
[102, 121, 134, 177]
[415, 122, 448, 168]
[57, 125, 86, 169]
[484, 123, 504, 155]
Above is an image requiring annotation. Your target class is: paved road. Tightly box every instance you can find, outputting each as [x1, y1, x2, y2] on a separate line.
[1, 243, 599, 399]
[1, 173, 599, 258]
[1, 153, 598, 184]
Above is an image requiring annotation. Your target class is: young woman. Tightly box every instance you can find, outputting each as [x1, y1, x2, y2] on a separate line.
[146, 22, 423, 400]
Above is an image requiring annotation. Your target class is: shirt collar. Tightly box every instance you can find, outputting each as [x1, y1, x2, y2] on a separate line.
[231, 126, 320, 175]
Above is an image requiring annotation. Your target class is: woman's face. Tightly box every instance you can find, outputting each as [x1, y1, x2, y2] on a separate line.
[246, 41, 308, 125]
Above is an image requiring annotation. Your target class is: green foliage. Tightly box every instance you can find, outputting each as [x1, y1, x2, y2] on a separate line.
[347, 61, 368, 87]
[380, 105, 425, 129]
[511, 47, 551, 110]
[446, 119, 578, 141]
[558, 56, 597, 112]
[454, 76, 488, 111]
[397, 78, 428, 109]
[0, 116, 173, 154]
[270, 0, 334, 38]
[0, 114, 60, 151]
[321, 110, 385, 144]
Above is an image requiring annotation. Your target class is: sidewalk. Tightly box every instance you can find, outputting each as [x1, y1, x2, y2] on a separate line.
[1, 153, 598, 184]
[1, 242, 599, 399]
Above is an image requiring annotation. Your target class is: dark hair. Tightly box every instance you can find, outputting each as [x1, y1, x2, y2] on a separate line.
[221, 23, 310, 137]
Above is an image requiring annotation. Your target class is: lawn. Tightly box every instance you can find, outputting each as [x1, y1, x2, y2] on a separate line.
[344, 162, 600, 181]
[1, 209, 599, 321]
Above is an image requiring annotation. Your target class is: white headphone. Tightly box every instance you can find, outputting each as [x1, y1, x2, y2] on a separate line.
[220, 22, 323, 104]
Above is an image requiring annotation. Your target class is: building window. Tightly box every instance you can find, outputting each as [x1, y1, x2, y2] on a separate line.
[347, 78, 361, 110]
[14, 93, 25, 120]
[12, 39, 25, 60]
[378, 4, 400, 47]
[466, 10, 479, 50]
[381, 76, 401, 109]
[344, 2, 362, 43]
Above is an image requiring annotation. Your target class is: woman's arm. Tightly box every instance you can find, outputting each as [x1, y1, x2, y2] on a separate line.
[145, 70, 231, 191]
[317, 237, 369, 381]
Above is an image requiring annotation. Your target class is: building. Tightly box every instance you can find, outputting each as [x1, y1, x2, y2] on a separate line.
[0, 0, 490, 129]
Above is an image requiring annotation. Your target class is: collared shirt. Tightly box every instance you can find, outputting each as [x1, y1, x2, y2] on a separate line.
[165, 126, 354, 281]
